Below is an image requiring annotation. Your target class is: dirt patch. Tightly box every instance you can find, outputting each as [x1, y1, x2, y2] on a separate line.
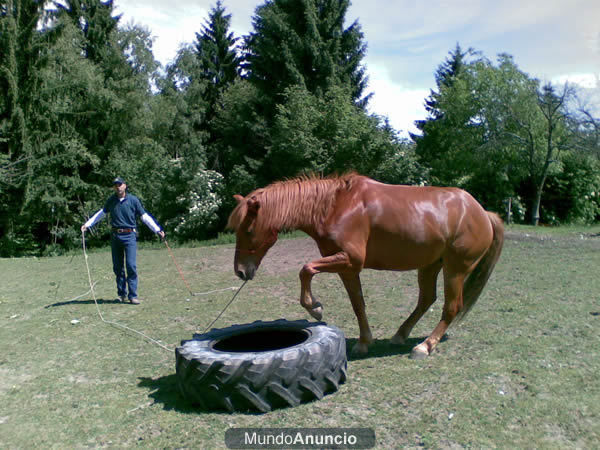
[260, 238, 321, 275]
[187, 237, 321, 277]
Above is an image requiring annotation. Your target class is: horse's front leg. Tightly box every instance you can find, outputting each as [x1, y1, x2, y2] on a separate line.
[299, 252, 372, 355]
[299, 252, 355, 321]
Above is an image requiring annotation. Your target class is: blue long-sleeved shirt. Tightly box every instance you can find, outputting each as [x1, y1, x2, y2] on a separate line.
[84, 194, 161, 233]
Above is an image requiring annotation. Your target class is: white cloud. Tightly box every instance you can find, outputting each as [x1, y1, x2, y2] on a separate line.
[350, 0, 598, 46]
[348, 1, 482, 42]
[366, 63, 429, 137]
[115, 0, 257, 66]
[115, 2, 209, 66]
[112, 0, 599, 131]
[553, 73, 599, 90]
[350, 0, 600, 90]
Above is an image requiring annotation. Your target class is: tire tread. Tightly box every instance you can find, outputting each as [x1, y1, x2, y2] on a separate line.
[176, 320, 346, 412]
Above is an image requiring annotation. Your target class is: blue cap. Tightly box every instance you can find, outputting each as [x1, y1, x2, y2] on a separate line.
[113, 177, 125, 185]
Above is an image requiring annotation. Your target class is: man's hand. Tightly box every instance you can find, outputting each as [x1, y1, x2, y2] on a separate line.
[158, 231, 166, 240]
[81, 225, 87, 233]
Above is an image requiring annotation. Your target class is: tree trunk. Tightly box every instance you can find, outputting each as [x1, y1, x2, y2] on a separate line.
[530, 144, 552, 226]
[531, 185, 543, 226]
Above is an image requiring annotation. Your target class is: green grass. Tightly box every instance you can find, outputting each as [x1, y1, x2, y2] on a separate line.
[1, 228, 599, 448]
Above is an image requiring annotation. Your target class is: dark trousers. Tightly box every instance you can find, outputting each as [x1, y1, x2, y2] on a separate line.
[111, 232, 138, 300]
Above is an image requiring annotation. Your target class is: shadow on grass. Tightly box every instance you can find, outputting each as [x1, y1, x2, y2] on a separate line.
[345, 335, 448, 361]
[137, 375, 262, 415]
[137, 375, 199, 414]
[45, 298, 127, 308]
[346, 337, 418, 361]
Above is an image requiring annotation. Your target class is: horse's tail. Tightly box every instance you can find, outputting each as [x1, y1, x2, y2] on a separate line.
[456, 211, 505, 322]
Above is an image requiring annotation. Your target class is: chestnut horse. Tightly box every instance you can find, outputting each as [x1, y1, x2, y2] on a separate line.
[228, 173, 504, 359]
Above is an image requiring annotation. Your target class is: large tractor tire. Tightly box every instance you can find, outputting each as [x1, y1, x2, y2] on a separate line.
[175, 319, 347, 413]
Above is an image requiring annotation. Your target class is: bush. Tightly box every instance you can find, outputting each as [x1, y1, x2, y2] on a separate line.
[541, 153, 600, 224]
[173, 170, 225, 240]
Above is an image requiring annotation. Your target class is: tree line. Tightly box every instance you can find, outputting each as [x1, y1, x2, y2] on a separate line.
[1, 0, 599, 256]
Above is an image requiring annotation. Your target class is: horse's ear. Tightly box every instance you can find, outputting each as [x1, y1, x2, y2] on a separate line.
[247, 196, 260, 216]
[233, 194, 244, 204]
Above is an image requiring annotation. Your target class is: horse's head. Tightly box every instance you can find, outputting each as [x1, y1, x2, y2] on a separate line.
[228, 194, 279, 281]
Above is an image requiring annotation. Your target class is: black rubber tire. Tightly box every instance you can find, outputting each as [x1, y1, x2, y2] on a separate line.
[175, 319, 347, 413]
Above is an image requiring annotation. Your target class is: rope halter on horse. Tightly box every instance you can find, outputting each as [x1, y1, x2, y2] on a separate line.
[234, 228, 279, 255]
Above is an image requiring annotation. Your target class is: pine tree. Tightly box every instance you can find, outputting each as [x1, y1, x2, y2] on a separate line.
[57, 0, 121, 67]
[57, 0, 156, 166]
[0, 0, 55, 164]
[244, 0, 370, 116]
[195, 0, 240, 114]
[419, 43, 475, 123]
[0, 0, 62, 253]
[193, 1, 241, 170]
[412, 44, 480, 185]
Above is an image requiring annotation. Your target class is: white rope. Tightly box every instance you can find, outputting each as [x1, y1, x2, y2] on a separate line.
[192, 286, 239, 296]
[63, 282, 98, 302]
[82, 231, 174, 352]
[200, 280, 247, 334]
[81, 232, 247, 353]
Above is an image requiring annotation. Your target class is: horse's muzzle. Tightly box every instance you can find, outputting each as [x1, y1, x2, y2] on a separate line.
[235, 266, 256, 281]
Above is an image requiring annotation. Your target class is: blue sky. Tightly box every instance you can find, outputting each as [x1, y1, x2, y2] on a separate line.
[114, 0, 600, 136]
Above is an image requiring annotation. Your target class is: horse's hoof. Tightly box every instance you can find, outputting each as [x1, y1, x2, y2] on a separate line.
[390, 334, 406, 345]
[351, 341, 369, 356]
[309, 304, 323, 321]
[409, 344, 429, 360]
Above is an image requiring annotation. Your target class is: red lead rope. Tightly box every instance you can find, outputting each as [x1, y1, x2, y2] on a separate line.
[163, 239, 194, 296]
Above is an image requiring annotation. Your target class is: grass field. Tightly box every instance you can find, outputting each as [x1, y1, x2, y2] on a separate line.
[1, 225, 600, 448]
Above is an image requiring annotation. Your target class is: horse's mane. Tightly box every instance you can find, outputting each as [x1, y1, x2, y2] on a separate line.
[227, 172, 362, 232]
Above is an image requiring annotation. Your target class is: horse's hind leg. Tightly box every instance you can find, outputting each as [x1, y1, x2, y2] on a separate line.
[391, 260, 442, 345]
[411, 266, 466, 359]
[339, 273, 373, 355]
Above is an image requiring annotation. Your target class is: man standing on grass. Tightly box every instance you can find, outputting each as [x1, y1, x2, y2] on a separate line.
[81, 177, 165, 305]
